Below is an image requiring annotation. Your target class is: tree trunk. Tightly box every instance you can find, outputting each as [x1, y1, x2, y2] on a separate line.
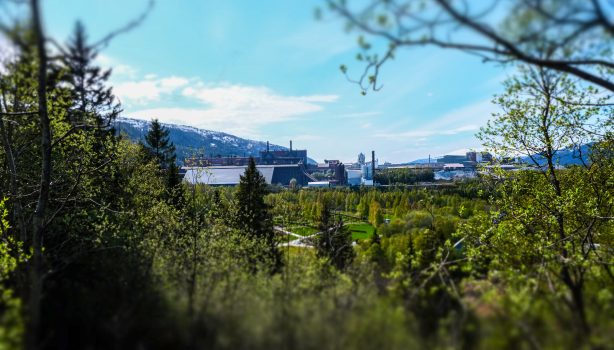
[27, 0, 52, 349]
[539, 85, 590, 340]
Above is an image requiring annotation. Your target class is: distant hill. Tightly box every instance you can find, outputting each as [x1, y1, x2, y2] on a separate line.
[114, 117, 315, 165]
[405, 158, 433, 165]
[520, 144, 593, 166]
[402, 144, 593, 167]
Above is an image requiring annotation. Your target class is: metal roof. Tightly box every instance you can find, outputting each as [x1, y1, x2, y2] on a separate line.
[182, 165, 301, 186]
[183, 166, 274, 185]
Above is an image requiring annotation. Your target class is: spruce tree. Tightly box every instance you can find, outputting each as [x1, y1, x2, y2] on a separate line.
[63, 21, 121, 130]
[144, 118, 176, 169]
[144, 118, 183, 205]
[316, 201, 354, 270]
[235, 157, 281, 271]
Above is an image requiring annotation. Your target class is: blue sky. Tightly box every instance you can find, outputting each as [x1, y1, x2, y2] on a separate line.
[37, 0, 509, 163]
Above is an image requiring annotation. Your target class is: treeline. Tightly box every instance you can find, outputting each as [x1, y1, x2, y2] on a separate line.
[267, 184, 488, 225]
[373, 168, 434, 184]
[0, 16, 285, 349]
[0, 3, 613, 350]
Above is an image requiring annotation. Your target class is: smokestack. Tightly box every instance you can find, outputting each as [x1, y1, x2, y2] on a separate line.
[290, 140, 293, 152]
[371, 150, 375, 184]
[266, 141, 269, 153]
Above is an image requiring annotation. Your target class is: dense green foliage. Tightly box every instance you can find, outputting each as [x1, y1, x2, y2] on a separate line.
[315, 201, 355, 270]
[374, 168, 434, 185]
[0, 7, 612, 350]
[144, 118, 176, 169]
[143, 118, 183, 206]
[233, 157, 282, 272]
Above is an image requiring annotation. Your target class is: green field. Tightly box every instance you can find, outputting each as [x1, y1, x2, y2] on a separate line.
[346, 222, 375, 240]
[277, 234, 297, 243]
[287, 225, 319, 236]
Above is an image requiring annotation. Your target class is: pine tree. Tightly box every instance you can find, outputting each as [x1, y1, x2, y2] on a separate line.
[144, 118, 183, 205]
[235, 157, 281, 271]
[144, 118, 176, 169]
[63, 21, 121, 130]
[316, 201, 354, 270]
[61, 21, 124, 211]
[166, 161, 183, 207]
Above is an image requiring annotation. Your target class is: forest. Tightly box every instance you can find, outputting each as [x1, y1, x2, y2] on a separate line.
[1, 0, 613, 349]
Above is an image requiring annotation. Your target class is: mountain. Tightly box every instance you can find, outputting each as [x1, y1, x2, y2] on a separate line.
[405, 158, 433, 164]
[401, 144, 593, 166]
[114, 117, 295, 164]
[520, 144, 593, 166]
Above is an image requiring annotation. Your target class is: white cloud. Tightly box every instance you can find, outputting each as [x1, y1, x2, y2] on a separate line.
[375, 124, 480, 139]
[160, 76, 190, 90]
[335, 111, 382, 119]
[114, 75, 190, 104]
[445, 147, 484, 155]
[115, 81, 163, 102]
[119, 79, 338, 137]
[96, 54, 137, 79]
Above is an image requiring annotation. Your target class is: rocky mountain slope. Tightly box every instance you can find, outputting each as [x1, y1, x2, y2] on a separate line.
[114, 117, 288, 164]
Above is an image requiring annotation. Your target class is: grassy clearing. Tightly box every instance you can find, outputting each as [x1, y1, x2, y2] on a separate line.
[288, 225, 319, 236]
[277, 233, 299, 243]
[346, 222, 375, 240]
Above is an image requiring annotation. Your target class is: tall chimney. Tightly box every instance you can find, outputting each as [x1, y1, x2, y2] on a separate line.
[371, 150, 375, 184]
[290, 140, 293, 152]
[266, 141, 269, 153]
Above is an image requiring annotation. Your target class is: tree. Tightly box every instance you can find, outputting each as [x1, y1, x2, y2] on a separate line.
[369, 200, 384, 227]
[289, 178, 298, 191]
[0, 2, 154, 347]
[357, 196, 370, 219]
[144, 118, 176, 169]
[166, 161, 184, 205]
[62, 21, 121, 130]
[325, 0, 614, 93]
[143, 118, 183, 204]
[470, 66, 614, 343]
[0, 197, 26, 349]
[316, 201, 355, 270]
[234, 157, 281, 271]
[28, 2, 51, 347]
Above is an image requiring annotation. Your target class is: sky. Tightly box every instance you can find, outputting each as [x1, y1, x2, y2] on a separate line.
[16, 0, 511, 163]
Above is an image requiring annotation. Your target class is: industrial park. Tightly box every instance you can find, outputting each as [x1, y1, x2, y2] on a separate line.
[180, 140, 499, 187]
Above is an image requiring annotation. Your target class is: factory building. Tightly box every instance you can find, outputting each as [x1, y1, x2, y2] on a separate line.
[259, 141, 308, 165]
[465, 151, 494, 163]
[437, 155, 467, 163]
[311, 160, 347, 185]
[307, 181, 332, 188]
[185, 156, 253, 167]
[184, 140, 308, 167]
[346, 169, 362, 186]
[357, 152, 366, 165]
[443, 163, 465, 171]
[182, 164, 309, 187]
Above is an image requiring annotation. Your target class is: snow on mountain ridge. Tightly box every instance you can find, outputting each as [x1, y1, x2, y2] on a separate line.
[116, 117, 267, 146]
[113, 117, 290, 164]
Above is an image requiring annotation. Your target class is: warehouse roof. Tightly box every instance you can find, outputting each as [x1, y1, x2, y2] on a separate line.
[182, 164, 303, 186]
